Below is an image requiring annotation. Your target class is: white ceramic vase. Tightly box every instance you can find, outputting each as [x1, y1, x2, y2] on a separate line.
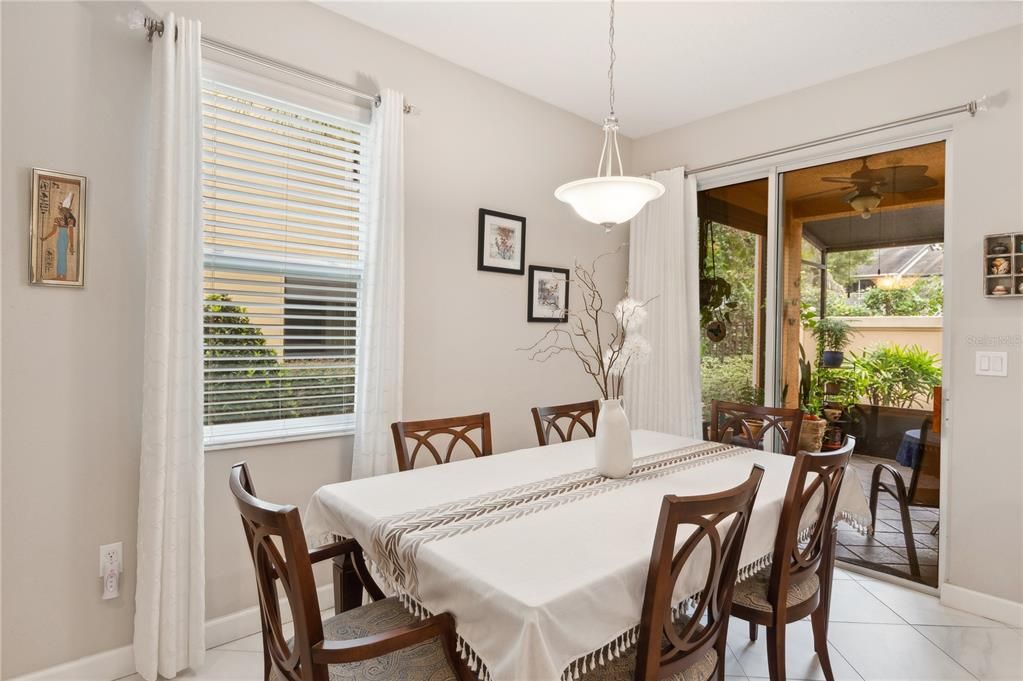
[595, 398, 633, 478]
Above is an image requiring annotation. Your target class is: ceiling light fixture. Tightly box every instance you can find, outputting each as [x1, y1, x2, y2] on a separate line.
[554, 0, 664, 231]
[848, 187, 882, 219]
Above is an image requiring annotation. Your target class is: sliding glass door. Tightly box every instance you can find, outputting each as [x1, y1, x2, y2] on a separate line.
[696, 179, 769, 430]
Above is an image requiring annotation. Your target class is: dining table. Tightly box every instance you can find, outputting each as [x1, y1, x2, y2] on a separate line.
[304, 429, 871, 681]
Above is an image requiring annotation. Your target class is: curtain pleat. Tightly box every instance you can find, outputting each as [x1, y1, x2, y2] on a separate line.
[351, 90, 406, 479]
[134, 14, 206, 680]
[624, 168, 702, 436]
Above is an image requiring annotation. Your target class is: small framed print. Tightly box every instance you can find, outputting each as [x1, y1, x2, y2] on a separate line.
[528, 265, 570, 323]
[477, 208, 526, 274]
[30, 168, 86, 287]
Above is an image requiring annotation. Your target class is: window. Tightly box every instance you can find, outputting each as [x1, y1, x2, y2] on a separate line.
[202, 64, 369, 447]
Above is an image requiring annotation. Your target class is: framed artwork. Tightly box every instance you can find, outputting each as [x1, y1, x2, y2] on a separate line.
[30, 168, 86, 287]
[527, 265, 570, 322]
[477, 208, 526, 274]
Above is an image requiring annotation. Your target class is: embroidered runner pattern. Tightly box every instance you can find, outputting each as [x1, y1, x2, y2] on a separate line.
[369, 441, 745, 598]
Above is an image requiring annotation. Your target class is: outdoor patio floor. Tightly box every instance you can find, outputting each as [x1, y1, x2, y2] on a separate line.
[838, 454, 940, 587]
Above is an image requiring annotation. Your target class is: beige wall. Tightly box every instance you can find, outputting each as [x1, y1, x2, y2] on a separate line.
[1, 2, 627, 677]
[633, 26, 1023, 605]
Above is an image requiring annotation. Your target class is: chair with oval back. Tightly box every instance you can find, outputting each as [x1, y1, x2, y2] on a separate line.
[580, 465, 765, 681]
[868, 413, 940, 579]
[229, 462, 460, 681]
[709, 400, 804, 456]
[531, 400, 600, 446]
[391, 413, 493, 471]
[730, 449, 853, 681]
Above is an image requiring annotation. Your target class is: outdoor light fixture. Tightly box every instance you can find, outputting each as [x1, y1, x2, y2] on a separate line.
[848, 189, 883, 219]
[554, 0, 664, 231]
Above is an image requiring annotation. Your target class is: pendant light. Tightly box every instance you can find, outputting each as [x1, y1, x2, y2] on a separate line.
[554, 0, 664, 231]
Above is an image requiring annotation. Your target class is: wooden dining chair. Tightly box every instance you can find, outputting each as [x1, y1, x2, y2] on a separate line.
[581, 465, 765, 681]
[531, 400, 600, 446]
[229, 462, 460, 681]
[730, 449, 852, 681]
[709, 400, 804, 456]
[391, 413, 493, 471]
[867, 415, 940, 579]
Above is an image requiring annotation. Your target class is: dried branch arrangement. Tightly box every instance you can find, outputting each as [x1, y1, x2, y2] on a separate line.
[521, 249, 653, 400]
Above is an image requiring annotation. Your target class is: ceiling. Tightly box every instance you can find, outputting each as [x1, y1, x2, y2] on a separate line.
[319, 1, 1022, 137]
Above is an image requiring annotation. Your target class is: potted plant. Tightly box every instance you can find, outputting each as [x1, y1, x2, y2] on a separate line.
[813, 317, 855, 368]
[795, 345, 828, 452]
[844, 344, 942, 455]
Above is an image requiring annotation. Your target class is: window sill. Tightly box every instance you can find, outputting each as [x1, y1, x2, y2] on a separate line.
[204, 421, 355, 452]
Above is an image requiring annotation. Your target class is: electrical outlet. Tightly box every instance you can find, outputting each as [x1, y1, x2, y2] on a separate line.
[100, 542, 122, 600]
[99, 542, 122, 575]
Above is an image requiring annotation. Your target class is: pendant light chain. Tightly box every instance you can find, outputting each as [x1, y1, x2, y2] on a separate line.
[608, 0, 616, 117]
[552, 0, 664, 229]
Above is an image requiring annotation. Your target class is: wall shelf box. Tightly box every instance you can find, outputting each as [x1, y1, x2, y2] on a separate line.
[983, 233, 1023, 297]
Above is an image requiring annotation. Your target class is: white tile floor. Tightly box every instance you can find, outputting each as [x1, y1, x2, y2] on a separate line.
[117, 567, 1023, 681]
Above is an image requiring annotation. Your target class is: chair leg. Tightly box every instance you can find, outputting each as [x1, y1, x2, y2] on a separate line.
[811, 606, 835, 681]
[749, 620, 758, 642]
[868, 468, 882, 535]
[262, 638, 271, 681]
[895, 500, 921, 579]
[765, 625, 786, 681]
[930, 520, 940, 537]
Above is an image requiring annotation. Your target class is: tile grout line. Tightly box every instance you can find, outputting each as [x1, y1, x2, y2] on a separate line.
[908, 622, 982, 680]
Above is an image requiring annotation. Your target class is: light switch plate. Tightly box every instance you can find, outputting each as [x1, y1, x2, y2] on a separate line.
[975, 351, 1008, 377]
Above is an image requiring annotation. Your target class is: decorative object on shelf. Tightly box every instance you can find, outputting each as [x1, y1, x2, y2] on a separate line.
[30, 168, 86, 287]
[984, 233, 1023, 297]
[527, 266, 570, 322]
[521, 249, 654, 478]
[990, 257, 1011, 275]
[553, 0, 664, 230]
[477, 208, 526, 274]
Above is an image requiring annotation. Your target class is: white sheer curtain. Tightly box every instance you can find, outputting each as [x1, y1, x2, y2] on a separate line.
[624, 168, 702, 436]
[351, 90, 406, 479]
[134, 14, 205, 681]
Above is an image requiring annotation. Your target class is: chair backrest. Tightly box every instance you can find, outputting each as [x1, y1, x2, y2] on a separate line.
[830, 435, 856, 457]
[767, 449, 852, 612]
[531, 400, 599, 446]
[230, 463, 325, 681]
[908, 416, 940, 507]
[710, 400, 804, 456]
[391, 413, 493, 471]
[634, 466, 765, 681]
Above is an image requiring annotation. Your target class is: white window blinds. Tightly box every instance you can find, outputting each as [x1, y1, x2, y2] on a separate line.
[202, 68, 369, 446]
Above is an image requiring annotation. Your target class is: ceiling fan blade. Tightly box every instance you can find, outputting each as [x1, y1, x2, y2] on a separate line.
[795, 186, 850, 200]
[821, 176, 875, 185]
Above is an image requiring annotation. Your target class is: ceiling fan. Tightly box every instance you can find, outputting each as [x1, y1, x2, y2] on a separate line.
[803, 158, 939, 219]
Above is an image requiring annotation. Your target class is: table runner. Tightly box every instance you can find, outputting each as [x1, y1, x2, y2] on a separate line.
[305, 431, 870, 681]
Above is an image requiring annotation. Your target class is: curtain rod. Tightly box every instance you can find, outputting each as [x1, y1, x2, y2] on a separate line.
[684, 98, 987, 176]
[136, 16, 415, 114]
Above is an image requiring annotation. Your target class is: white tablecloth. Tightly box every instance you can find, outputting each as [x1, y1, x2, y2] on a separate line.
[305, 430, 870, 681]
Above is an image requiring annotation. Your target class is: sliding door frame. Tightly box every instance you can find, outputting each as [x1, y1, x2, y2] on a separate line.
[692, 126, 954, 596]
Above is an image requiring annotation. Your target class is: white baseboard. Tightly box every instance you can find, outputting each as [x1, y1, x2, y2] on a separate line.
[6, 644, 136, 681]
[9, 584, 335, 681]
[941, 582, 1023, 627]
[205, 583, 335, 649]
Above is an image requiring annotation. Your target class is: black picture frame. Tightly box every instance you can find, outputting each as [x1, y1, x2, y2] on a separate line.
[527, 265, 570, 323]
[477, 208, 526, 274]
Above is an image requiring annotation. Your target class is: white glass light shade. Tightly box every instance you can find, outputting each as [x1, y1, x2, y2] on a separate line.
[849, 192, 882, 219]
[555, 176, 665, 228]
